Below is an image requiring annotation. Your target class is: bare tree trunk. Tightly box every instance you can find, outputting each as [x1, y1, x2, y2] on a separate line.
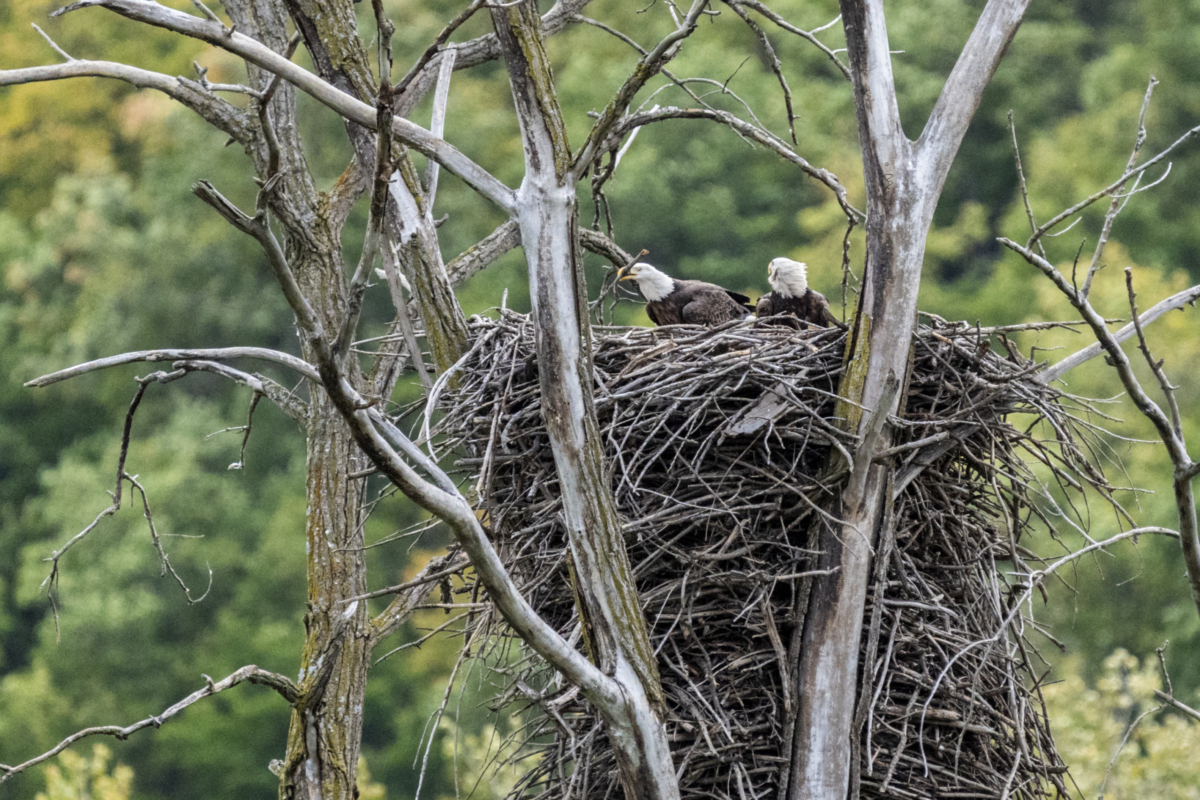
[215, 3, 377, 794]
[490, 3, 678, 797]
[282, 395, 371, 800]
[788, 1, 1031, 797]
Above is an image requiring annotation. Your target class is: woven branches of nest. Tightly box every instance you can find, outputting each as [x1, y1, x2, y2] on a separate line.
[431, 310, 1109, 800]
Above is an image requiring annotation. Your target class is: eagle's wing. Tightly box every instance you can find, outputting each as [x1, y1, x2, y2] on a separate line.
[725, 289, 756, 313]
[807, 289, 843, 329]
[680, 284, 750, 326]
[646, 301, 678, 326]
[756, 292, 805, 329]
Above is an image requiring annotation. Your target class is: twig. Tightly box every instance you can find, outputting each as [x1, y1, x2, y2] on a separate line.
[734, 1, 851, 80]
[31, 23, 74, 61]
[1007, 109, 1045, 260]
[1027, 120, 1200, 248]
[1082, 77, 1157, 301]
[126, 473, 212, 604]
[1039, 282, 1200, 384]
[1097, 700, 1164, 799]
[355, 556, 470, 604]
[1153, 690, 1200, 723]
[0, 665, 299, 783]
[726, 0, 797, 145]
[394, 0, 487, 98]
[1126, 267, 1183, 439]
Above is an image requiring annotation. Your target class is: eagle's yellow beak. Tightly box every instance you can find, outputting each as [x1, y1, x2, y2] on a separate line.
[617, 266, 636, 281]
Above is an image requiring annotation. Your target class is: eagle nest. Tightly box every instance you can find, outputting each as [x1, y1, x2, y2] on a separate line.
[432, 310, 1108, 800]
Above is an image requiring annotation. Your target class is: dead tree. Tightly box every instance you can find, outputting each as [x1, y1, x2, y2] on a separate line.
[1002, 78, 1200, 618]
[785, 3, 1035, 797]
[4, 1, 1200, 799]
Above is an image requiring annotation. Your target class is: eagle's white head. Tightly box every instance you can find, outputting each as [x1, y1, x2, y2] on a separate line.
[618, 262, 675, 302]
[767, 257, 808, 299]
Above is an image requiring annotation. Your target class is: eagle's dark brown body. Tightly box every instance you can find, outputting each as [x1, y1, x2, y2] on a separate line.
[755, 288, 836, 329]
[646, 280, 754, 326]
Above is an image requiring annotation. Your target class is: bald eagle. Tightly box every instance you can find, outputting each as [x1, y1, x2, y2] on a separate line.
[755, 258, 838, 329]
[618, 262, 754, 326]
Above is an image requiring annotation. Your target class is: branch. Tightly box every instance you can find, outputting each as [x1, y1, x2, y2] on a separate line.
[27, 347, 320, 388]
[839, 0, 905, 181]
[917, 0, 1032, 194]
[1000, 240, 1185, 457]
[423, 45, 457, 207]
[491, 3, 676, 792]
[0, 59, 252, 142]
[1026, 120, 1200, 248]
[190, 180, 326, 342]
[1081, 77, 1157, 301]
[367, 553, 470, 644]
[126, 473, 213, 604]
[571, 0, 710, 177]
[1038, 282, 1200, 384]
[570, 15, 751, 119]
[192, 152, 621, 720]
[52, 0, 517, 214]
[734, 1, 851, 80]
[446, 220, 521, 286]
[1154, 690, 1200, 723]
[358, 555, 470, 605]
[335, 92, 396, 364]
[375, 243, 433, 391]
[726, 0, 798, 145]
[0, 665, 299, 784]
[1126, 267, 1184, 440]
[917, 525, 1180, 765]
[174, 359, 308, 421]
[40, 369, 182, 590]
[1003, 237, 1200, 617]
[37, 362, 293, 613]
[394, 0, 482, 99]
[392, 0, 593, 117]
[386, 162, 470, 374]
[578, 227, 634, 267]
[430, 222, 630, 291]
[613, 106, 862, 220]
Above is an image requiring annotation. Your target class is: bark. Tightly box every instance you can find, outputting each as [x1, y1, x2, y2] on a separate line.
[214, 3, 374, 795]
[281, 393, 371, 800]
[283, 0, 469, 375]
[787, 2, 1031, 798]
[387, 160, 470, 373]
[490, 3, 678, 797]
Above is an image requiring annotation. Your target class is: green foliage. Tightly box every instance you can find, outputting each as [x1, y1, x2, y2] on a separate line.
[36, 744, 133, 800]
[1045, 650, 1200, 799]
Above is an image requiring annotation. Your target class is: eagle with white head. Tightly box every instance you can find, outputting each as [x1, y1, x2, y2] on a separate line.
[617, 262, 754, 326]
[755, 258, 837, 329]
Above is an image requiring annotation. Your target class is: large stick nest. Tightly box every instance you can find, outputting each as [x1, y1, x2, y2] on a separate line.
[434, 311, 1104, 799]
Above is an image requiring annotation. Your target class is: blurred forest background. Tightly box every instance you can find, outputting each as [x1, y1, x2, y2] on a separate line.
[2, 0, 1200, 797]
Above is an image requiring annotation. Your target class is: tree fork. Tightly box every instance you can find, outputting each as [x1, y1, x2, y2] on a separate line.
[787, 1, 1032, 797]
